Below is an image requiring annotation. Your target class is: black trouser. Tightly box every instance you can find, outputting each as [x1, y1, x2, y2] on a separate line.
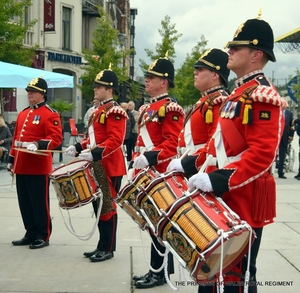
[198, 228, 263, 293]
[278, 143, 288, 176]
[92, 176, 122, 252]
[16, 174, 51, 241]
[150, 233, 174, 278]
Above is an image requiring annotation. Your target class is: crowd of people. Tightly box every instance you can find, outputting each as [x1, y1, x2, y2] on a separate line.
[2, 10, 300, 293]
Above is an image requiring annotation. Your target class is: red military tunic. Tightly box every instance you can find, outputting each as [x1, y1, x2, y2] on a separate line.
[206, 74, 286, 228]
[133, 96, 185, 173]
[77, 100, 127, 178]
[75, 99, 127, 220]
[179, 88, 229, 176]
[9, 102, 62, 174]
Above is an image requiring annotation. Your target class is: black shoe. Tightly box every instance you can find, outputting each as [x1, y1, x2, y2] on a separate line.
[279, 175, 287, 179]
[89, 251, 114, 262]
[83, 248, 100, 258]
[134, 274, 165, 289]
[12, 237, 33, 246]
[133, 271, 151, 282]
[29, 239, 49, 249]
[294, 174, 300, 179]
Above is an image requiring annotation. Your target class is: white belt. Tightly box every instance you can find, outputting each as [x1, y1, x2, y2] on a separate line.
[14, 141, 35, 148]
[134, 146, 147, 154]
[207, 153, 243, 167]
[177, 143, 205, 156]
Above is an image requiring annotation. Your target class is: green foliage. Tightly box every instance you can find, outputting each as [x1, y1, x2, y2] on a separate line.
[0, 0, 37, 114]
[0, 0, 37, 65]
[139, 15, 182, 72]
[49, 100, 75, 121]
[79, 6, 131, 102]
[172, 36, 208, 106]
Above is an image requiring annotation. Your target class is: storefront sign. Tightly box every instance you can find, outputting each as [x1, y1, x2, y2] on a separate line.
[48, 52, 82, 65]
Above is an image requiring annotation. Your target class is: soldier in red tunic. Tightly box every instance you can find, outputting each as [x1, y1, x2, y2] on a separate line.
[167, 48, 230, 174]
[130, 54, 185, 289]
[7, 77, 63, 249]
[65, 66, 127, 262]
[188, 13, 287, 293]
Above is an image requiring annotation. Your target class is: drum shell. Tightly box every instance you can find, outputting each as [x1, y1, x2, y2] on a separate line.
[157, 190, 254, 282]
[136, 171, 189, 233]
[114, 168, 157, 230]
[50, 160, 100, 209]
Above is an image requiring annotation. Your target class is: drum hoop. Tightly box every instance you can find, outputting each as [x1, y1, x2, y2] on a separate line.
[50, 159, 91, 178]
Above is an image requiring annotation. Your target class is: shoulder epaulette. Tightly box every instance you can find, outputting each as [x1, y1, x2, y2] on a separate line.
[166, 102, 185, 117]
[106, 105, 128, 118]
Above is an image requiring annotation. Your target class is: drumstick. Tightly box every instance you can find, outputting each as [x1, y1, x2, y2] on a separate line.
[187, 155, 213, 193]
[179, 148, 190, 159]
[63, 146, 98, 165]
[198, 154, 213, 173]
[13, 147, 49, 156]
[35, 150, 65, 153]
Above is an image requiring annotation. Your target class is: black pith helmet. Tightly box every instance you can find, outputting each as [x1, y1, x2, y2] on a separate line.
[93, 63, 119, 95]
[144, 52, 175, 88]
[194, 48, 230, 87]
[225, 9, 276, 62]
[25, 77, 48, 99]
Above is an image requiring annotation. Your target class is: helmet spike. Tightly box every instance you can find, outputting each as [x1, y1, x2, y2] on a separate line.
[257, 7, 262, 20]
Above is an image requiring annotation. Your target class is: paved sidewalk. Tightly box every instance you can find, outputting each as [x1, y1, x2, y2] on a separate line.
[0, 143, 299, 293]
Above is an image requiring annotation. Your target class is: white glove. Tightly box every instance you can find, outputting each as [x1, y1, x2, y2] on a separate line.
[188, 172, 213, 192]
[167, 158, 184, 172]
[133, 154, 149, 169]
[7, 163, 13, 175]
[78, 149, 93, 161]
[27, 143, 38, 151]
[65, 145, 76, 157]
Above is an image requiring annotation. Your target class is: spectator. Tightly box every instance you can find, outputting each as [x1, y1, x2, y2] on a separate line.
[128, 101, 139, 160]
[121, 102, 135, 161]
[293, 118, 300, 180]
[84, 100, 100, 128]
[0, 116, 12, 163]
[278, 107, 294, 178]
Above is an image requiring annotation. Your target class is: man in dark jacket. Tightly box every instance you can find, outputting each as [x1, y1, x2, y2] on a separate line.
[121, 102, 135, 161]
[278, 107, 294, 178]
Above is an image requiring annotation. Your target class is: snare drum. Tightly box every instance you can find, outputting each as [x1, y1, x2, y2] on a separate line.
[136, 171, 189, 233]
[50, 160, 101, 209]
[115, 167, 157, 230]
[157, 190, 253, 283]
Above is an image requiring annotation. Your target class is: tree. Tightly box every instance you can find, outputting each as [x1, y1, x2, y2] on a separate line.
[0, 0, 37, 113]
[139, 15, 182, 73]
[79, 6, 131, 102]
[173, 36, 208, 106]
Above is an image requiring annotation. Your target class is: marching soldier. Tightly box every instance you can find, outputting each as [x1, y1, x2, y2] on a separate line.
[188, 11, 287, 293]
[130, 53, 185, 288]
[8, 77, 63, 249]
[167, 48, 230, 175]
[65, 65, 127, 262]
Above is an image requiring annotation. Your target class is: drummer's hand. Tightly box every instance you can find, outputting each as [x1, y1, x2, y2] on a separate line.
[167, 158, 184, 172]
[78, 149, 93, 161]
[27, 143, 38, 151]
[7, 163, 13, 176]
[133, 154, 149, 169]
[65, 145, 76, 157]
[188, 173, 213, 192]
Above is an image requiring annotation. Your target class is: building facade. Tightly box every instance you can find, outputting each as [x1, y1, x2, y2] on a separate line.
[4, 0, 137, 123]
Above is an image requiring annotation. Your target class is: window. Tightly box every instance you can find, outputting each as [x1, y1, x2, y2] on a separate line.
[62, 7, 71, 50]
